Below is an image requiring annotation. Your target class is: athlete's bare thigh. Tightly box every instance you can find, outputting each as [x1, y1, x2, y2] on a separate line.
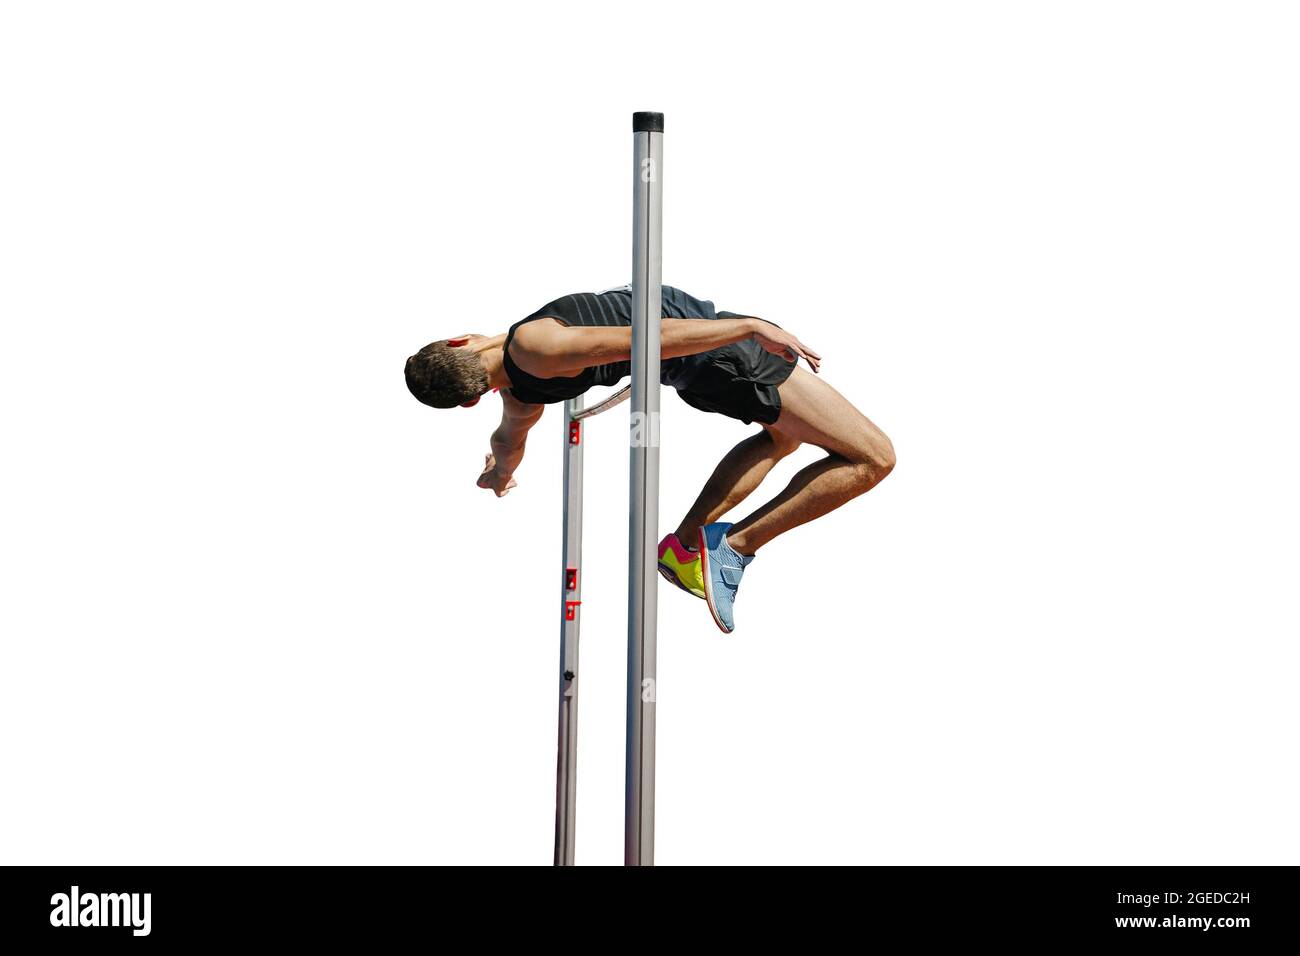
[768, 366, 893, 466]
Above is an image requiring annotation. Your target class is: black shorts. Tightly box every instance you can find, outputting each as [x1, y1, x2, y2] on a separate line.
[671, 311, 797, 426]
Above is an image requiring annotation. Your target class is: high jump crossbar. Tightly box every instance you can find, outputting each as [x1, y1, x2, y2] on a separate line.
[553, 111, 663, 867]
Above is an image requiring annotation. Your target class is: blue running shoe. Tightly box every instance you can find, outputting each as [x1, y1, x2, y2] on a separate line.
[698, 522, 754, 634]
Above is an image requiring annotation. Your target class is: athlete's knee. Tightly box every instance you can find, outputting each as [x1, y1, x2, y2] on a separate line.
[874, 433, 897, 477]
[849, 429, 895, 485]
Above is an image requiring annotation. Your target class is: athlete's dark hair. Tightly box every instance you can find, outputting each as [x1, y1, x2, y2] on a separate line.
[404, 340, 489, 408]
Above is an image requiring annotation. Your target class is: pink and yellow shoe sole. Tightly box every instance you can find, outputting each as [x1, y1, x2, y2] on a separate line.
[657, 534, 706, 599]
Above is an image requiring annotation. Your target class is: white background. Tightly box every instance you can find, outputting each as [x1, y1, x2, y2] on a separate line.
[2, 2, 1296, 865]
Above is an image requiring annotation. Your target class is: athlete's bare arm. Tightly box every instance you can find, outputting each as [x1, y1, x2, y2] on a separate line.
[510, 316, 821, 378]
[477, 388, 543, 497]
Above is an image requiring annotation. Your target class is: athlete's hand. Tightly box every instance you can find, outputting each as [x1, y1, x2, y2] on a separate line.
[477, 453, 518, 497]
[750, 320, 821, 373]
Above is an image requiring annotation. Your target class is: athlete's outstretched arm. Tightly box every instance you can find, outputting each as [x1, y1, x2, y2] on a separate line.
[477, 390, 543, 497]
[511, 316, 821, 378]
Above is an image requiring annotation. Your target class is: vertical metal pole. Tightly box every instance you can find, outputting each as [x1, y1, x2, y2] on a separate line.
[627, 110, 663, 866]
[554, 395, 585, 865]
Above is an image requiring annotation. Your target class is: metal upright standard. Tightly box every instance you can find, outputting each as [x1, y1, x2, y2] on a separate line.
[553, 111, 664, 867]
[553, 391, 584, 866]
[626, 110, 663, 866]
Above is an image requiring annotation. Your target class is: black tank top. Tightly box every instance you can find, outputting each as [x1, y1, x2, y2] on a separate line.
[502, 285, 718, 404]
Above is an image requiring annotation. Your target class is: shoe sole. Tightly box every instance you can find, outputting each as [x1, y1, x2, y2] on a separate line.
[697, 527, 734, 634]
[657, 562, 705, 599]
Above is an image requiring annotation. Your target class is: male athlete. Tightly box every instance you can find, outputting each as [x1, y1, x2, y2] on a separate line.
[404, 285, 895, 633]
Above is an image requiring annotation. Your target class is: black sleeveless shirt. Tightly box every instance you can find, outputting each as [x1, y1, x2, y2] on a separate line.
[502, 285, 718, 405]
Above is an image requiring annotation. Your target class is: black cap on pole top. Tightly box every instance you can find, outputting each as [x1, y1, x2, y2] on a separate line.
[633, 112, 664, 133]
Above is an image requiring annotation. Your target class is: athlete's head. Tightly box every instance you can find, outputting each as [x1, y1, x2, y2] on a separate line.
[404, 335, 490, 408]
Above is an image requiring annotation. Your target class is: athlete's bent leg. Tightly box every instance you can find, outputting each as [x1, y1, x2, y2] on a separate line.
[673, 427, 802, 547]
[725, 366, 894, 555]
